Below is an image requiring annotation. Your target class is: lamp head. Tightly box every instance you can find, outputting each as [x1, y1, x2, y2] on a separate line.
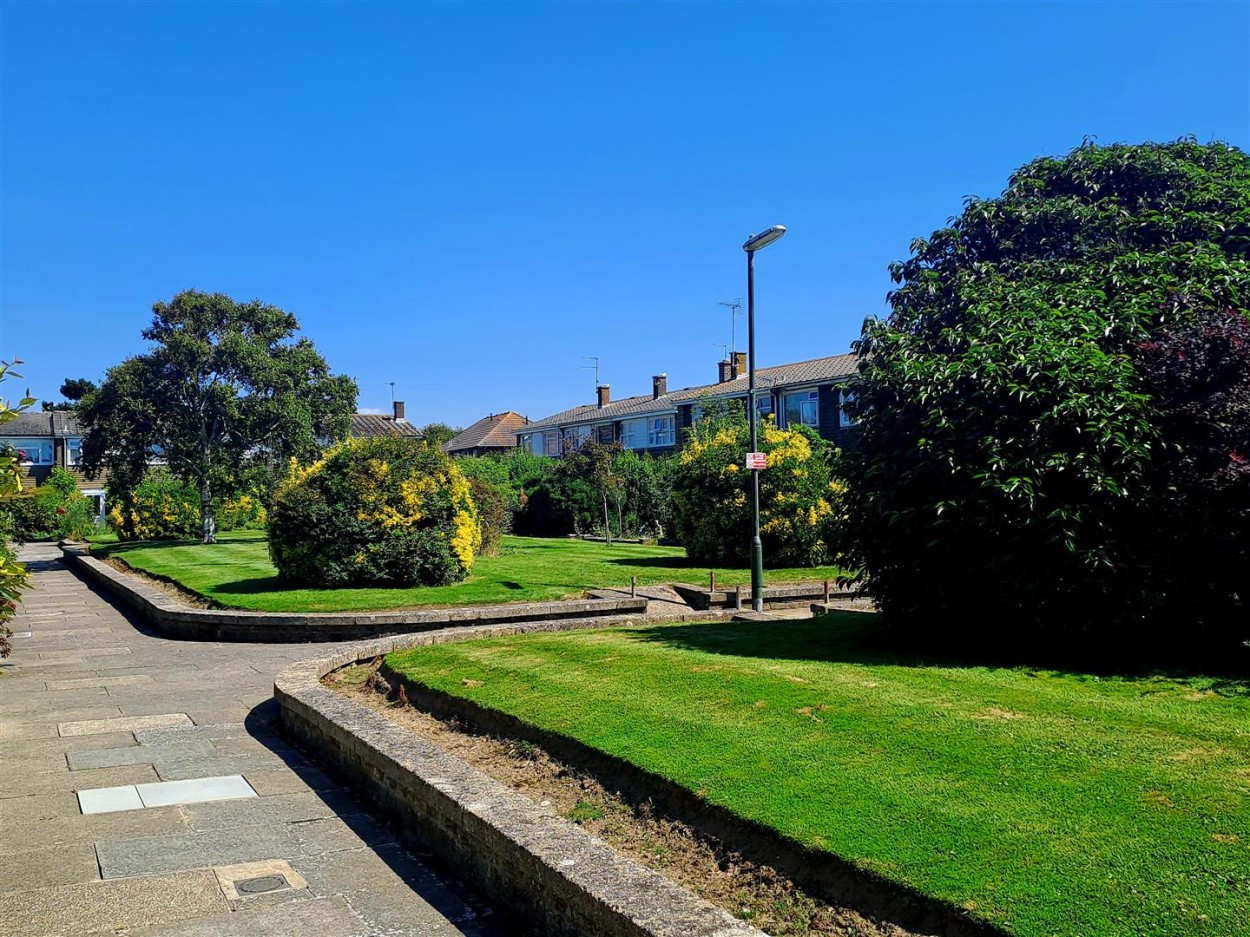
[743, 225, 787, 252]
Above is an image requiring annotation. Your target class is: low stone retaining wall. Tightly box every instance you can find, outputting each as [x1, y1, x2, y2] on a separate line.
[274, 623, 766, 937]
[671, 580, 861, 611]
[62, 546, 647, 643]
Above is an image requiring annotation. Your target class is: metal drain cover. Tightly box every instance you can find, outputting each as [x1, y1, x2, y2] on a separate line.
[235, 874, 288, 895]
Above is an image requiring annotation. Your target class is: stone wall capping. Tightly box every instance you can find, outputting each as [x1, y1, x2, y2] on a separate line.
[62, 546, 648, 643]
[274, 620, 769, 937]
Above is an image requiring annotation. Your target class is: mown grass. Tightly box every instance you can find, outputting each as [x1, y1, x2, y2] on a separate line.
[385, 614, 1250, 937]
[89, 531, 842, 612]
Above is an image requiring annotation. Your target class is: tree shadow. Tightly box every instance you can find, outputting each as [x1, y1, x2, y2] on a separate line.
[605, 555, 698, 570]
[627, 613, 1250, 694]
[211, 576, 287, 596]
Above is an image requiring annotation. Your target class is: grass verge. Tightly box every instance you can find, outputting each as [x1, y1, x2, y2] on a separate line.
[89, 531, 842, 612]
[383, 614, 1250, 937]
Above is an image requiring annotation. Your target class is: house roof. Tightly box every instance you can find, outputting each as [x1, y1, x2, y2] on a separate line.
[349, 413, 422, 439]
[521, 353, 859, 432]
[445, 411, 529, 453]
[0, 411, 84, 437]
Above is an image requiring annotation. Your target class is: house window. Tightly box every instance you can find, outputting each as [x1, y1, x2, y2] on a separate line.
[11, 438, 53, 465]
[68, 438, 83, 465]
[839, 389, 859, 427]
[542, 431, 561, 456]
[620, 415, 675, 449]
[754, 394, 773, 422]
[596, 424, 614, 444]
[562, 425, 593, 451]
[783, 390, 819, 428]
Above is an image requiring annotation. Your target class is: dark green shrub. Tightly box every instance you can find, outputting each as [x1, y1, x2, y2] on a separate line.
[268, 437, 481, 588]
[845, 139, 1250, 665]
[468, 477, 510, 556]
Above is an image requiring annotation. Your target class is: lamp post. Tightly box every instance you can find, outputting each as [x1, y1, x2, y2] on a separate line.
[742, 224, 786, 613]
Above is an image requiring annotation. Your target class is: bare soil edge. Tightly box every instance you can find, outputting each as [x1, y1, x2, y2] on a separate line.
[360, 659, 1007, 937]
[98, 554, 216, 608]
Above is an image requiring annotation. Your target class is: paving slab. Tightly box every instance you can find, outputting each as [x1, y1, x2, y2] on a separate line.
[1, 543, 502, 936]
[137, 774, 257, 808]
[78, 783, 145, 814]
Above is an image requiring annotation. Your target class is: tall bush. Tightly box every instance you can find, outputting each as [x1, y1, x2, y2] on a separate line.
[671, 409, 844, 567]
[268, 437, 481, 588]
[845, 139, 1250, 663]
[107, 470, 201, 541]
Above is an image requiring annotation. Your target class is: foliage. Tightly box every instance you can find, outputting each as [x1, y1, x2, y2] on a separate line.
[41, 377, 97, 411]
[92, 531, 843, 612]
[466, 477, 509, 556]
[616, 449, 673, 540]
[268, 436, 481, 588]
[78, 290, 357, 543]
[417, 422, 459, 448]
[218, 490, 268, 530]
[0, 360, 35, 658]
[844, 139, 1250, 663]
[385, 616, 1250, 937]
[671, 407, 845, 567]
[559, 438, 625, 542]
[107, 470, 201, 541]
[4, 468, 98, 542]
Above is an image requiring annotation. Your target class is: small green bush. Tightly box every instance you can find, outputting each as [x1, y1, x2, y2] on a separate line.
[467, 477, 509, 556]
[1, 468, 97, 542]
[107, 470, 201, 541]
[268, 437, 481, 588]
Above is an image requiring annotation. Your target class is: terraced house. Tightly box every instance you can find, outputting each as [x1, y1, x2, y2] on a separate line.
[518, 352, 859, 457]
[0, 411, 107, 518]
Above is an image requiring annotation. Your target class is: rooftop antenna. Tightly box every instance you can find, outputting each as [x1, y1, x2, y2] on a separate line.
[386, 382, 395, 405]
[713, 342, 728, 360]
[581, 356, 601, 394]
[718, 299, 744, 356]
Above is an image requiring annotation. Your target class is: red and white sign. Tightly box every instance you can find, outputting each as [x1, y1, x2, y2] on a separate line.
[746, 452, 767, 470]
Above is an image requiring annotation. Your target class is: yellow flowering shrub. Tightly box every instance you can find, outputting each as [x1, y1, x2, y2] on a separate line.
[671, 408, 846, 567]
[268, 436, 481, 587]
[107, 471, 201, 541]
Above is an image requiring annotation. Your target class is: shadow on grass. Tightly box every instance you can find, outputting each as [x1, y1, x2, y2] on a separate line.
[628, 613, 1250, 695]
[605, 555, 699, 570]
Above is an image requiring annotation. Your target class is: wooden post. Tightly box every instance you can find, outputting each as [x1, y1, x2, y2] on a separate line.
[709, 570, 716, 594]
[734, 585, 742, 611]
[823, 579, 830, 604]
[631, 575, 637, 599]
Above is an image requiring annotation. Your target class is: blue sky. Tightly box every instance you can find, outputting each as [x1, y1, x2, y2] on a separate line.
[2, 1, 1247, 426]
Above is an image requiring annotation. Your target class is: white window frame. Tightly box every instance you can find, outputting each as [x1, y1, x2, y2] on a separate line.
[562, 425, 593, 451]
[620, 414, 675, 450]
[68, 437, 84, 465]
[782, 389, 819, 428]
[839, 388, 859, 427]
[10, 438, 53, 465]
[542, 431, 561, 456]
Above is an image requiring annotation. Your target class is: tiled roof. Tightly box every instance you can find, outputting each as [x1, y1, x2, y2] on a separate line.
[349, 413, 422, 438]
[521, 353, 859, 432]
[445, 412, 529, 453]
[0, 411, 84, 437]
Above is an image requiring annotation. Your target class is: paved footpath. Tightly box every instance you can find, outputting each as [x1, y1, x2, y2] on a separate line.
[0, 543, 508, 937]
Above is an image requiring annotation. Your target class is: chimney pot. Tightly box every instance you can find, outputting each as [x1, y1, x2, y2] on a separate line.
[732, 351, 747, 379]
[652, 373, 667, 399]
[596, 385, 611, 408]
[393, 400, 406, 421]
[718, 359, 733, 384]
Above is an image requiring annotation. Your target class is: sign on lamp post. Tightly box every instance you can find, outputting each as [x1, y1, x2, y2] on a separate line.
[745, 452, 767, 470]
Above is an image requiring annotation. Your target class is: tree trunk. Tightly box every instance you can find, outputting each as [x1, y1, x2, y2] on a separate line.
[200, 477, 217, 544]
[616, 499, 623, 539]
[602, 493, 612, 546]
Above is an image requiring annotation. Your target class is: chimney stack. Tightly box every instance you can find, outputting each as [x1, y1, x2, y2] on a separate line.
[652, 374, 667, 399]
[596, 385, 611, 408]
[393, 400, 406, 421]
[718, 359, 733, 383]
[732, 351, 747, 379]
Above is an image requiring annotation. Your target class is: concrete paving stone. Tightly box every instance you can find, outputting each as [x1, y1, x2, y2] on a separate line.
[0, 730, 138, 759]
[3, 707, 124, 740]
[5, 762, 159, 798]
[24, 626, 114, 638]
[182, 795, 280, 832]
[95, 664, 199, 677]
[134, 723, 252, 745]
[0, 751, 70, 778]
[244, 765, 338, 796]
[47, 673, 156, 691]
[155, 757, 249, 781]
[123, 894, 368, 936]
[78, 784, 146, 814]
[340, 881, 482, 937]
[136, 774, 258, 808]
[39, 646, 132, 662]
[0, 842, 101, 891]
[0, 867, 228, 937]
[59, 712, 193, 737]
[68, 738, 217, 771]
[0, 804, 187, 853]
[97, 823, 301, 879]
[290, 814, 399, 856]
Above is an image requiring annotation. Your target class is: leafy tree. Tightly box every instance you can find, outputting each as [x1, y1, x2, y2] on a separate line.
[0, 361, 35, 658]
[41, 377, 98, 411]
[844, 140, 1250, 663]
[561, 438, 624, 543]
[418, 422, 459, 448]
[79, 291, 357, 543]
[671, 406, 844, 568]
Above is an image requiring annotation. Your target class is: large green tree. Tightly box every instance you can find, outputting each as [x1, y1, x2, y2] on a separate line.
[845, 140, 1250, 664]
[80, 291, 357, 542]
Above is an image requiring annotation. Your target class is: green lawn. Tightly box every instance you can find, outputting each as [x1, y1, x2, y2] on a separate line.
[90, 531, 842, 612]
[385, 615, 1250, 937]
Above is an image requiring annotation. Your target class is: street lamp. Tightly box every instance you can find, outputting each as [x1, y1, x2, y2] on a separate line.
[742, 224, 786, 613]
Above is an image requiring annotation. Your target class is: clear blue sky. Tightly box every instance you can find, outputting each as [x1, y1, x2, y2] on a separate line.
[2, 1, 1247, 427]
